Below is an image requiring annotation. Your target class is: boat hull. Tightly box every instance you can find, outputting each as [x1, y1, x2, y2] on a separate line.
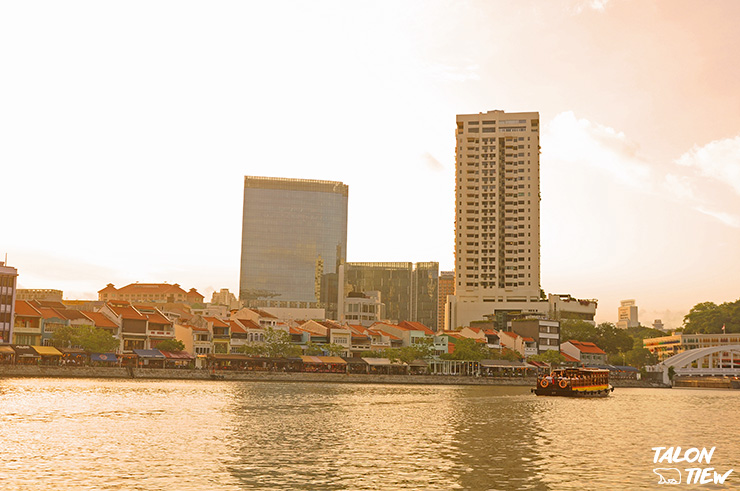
[532, 385, 614, 397]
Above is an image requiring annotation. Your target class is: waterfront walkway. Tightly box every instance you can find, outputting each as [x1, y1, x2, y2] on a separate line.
[0, 365, 667, 387]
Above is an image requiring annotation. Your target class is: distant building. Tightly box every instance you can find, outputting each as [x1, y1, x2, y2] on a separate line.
[437, 271, 455, 332]
[16, 289, 63, 302]
[0, 262, 18, 343]
[342, 291, 383, 327]
[239, 176, 348, 320]
[98, 283, 204, 305]
[13, 300, 43, 345]
[644, 333, 740, 362]
[344, 262, 438, 328]
[509, 318, 560, 353]
[560, 340, 607, 365]
[211, 288, 240, 309]
[548, 294, 597, 325]
[617, 299, 639, 329]
[653, 319, 665, 331]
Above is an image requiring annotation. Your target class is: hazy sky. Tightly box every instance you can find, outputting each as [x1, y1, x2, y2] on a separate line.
[3, 0, 740, 328]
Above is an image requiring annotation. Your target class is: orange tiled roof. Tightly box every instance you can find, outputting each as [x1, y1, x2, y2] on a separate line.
[55, 309, 91, 321]
[289, 326, 305, 335]
[145, 312, 172, 325]
[561, 352, 580, 362]
[204, 316, 229, 328]
[116, 283, 188, 295]
[36, 307, 65, 321]
[568, 340, 606, 355]
[229, 321, 247, 334]
[375, 330, 401, 341]
[15, 300, 42, 317]
[249, 308, 277, 319]
[522, 336, 535, 342]
[398, 321, 435, 335]
[106, 302, 147, 320]
[80, 311, 118, 329]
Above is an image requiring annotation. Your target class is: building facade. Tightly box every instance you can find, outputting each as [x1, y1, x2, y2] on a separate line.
[343, 262, 438, 328]
[437, 271, 455, 332]
[643, 333, 740, 362]
[16, 289, 63, 302]
[239, 176, 348, 320]
[0, 262, 18, 343]
[617, 299, 639, 329]
[447, 110, 542, 329]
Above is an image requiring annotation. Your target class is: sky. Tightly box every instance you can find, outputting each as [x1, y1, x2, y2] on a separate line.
[3, 0, 740, 328]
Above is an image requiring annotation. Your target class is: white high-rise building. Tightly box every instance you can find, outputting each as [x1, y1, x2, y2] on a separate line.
[446, 110, 544, 329]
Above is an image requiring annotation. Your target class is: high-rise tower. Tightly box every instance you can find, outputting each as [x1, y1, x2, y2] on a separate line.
[447, 110, 543, 329]
[239, 176, 348, 320]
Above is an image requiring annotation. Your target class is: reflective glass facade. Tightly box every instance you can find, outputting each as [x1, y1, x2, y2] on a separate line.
[344, 262, 439, 329]
[239, 177, 348, 319]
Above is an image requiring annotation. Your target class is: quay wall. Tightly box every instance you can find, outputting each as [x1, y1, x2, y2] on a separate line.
[0, 366, 668, 387]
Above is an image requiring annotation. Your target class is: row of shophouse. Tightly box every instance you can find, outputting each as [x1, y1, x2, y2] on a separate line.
[11, 298, 609, 368]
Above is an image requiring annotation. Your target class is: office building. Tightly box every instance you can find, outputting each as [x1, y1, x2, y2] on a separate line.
[0, 262, 18, 343]
[343, 262, 438, 329]
[437, 271, 455, 332]
[447, 110, 542, 329]
[617, 299, 639, 329]
[240, 176, 348, 320]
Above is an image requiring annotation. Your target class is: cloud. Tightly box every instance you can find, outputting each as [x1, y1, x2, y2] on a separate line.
[545, 111, 740, 229]
[545, 111, 652, 192]
[422, 152, 445, 172]
[571, 0, 611, 14]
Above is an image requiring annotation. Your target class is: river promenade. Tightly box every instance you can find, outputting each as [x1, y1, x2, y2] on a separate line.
[0, 365, 668, 387]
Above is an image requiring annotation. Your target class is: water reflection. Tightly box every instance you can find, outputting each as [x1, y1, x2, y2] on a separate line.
[0, 379, 738, 490]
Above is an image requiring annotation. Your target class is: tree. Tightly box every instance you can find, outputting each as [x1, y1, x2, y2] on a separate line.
[440, 337, 490, 361]
[261, 327, 301, 358]
[529, 350, 566, 365]
[623, 348, 657, 368]
[155, 339, 186, 352]
[52, 325, 119, 353]
[683, 300, 740, 334]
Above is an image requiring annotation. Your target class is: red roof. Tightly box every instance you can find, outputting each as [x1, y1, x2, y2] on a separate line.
[98, 283, 117, 293]
[561, 352, 580, 362]
[15, 300, 42, 317]
[398, 321, 435, 335]
[37, 307, 65, 321]
[500, 331, 519, 339]
[483, 329, 498, 335]
[568, 340, 606, 355]
[238, 319, 261, 330]
[289, 326, 305, 335]
[248, 308, 277, 319]
[204, 316, 229, 328]
[107, 302, 147, 320]
[229, 321, 247, 334]
[145, 312, 172, 326]
[80, 311, 118, 329]
[375, 330, 401, 341]
[116, 283, 188, 295]
[522, 337, 535, 342]
[189, 325, 209, 332]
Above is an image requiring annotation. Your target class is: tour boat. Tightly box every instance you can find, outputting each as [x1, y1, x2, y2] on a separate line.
[532, 367, 614, 397]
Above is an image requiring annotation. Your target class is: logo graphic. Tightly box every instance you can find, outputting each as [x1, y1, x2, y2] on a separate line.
[654, 468, 682, 485]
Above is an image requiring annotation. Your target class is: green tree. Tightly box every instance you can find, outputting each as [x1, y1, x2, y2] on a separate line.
[262, 327, 302, 358]
[440, 337, 490, 361]
[240, 343, 266, 357]
[683, 300, 740, 334]
[623, 348, 657, 368]
[53, 325, 119, 353]
[529, 350, 566, 365]
[155, 339, 186, 352]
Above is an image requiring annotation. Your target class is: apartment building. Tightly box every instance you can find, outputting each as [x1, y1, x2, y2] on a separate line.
[447, 110, 542, 329]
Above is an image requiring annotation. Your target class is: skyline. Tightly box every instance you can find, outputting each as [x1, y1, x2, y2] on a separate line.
[4, 0, 740, 328]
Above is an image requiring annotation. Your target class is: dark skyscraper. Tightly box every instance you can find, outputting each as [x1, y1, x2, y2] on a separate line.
[239, 176, 348, 319]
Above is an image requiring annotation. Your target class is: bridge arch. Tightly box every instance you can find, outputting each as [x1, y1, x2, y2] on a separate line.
[659, 344, 740, 369]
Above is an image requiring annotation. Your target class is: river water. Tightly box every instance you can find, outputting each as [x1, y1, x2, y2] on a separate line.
[0, 378, 737, 490]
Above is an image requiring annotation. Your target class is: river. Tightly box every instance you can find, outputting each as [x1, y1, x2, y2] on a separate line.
[0, 378, 737, 490]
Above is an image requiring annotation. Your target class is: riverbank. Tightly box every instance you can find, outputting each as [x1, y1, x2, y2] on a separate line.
[0, 365, 669, 387]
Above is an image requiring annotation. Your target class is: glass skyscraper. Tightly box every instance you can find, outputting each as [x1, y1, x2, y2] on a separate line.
[239, 176, 348, 319]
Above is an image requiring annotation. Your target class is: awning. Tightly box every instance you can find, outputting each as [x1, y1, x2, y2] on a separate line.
[133, 349, 165, 359]
[32, 346, 63, 357]
[58, 347, 86, 355]
[344, 357, 368, 365]
[161, 351, 194, 360]
[300, 356, 347, 365]
[208, 354, 248, 361]
[362, 357, 399, 366]
[408, 359, 428, 367]
[91, 353, 118, 362]
[0, 346, 15, 354]
[12, 345, 39, 358]
[480, 359, 528, 368]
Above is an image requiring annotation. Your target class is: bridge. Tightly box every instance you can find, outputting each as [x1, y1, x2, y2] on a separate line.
[657, 345, 740, 383]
